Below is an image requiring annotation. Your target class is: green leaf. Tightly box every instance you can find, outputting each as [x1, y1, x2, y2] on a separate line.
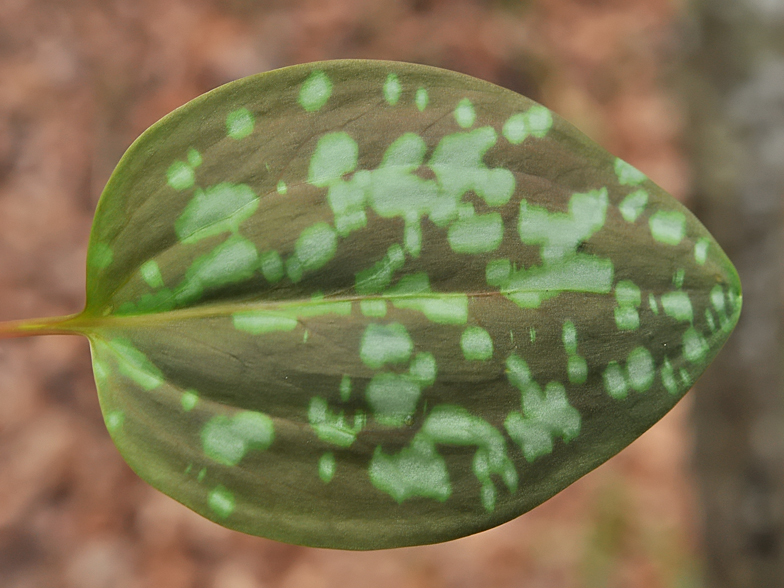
[0, 60, 742, 549]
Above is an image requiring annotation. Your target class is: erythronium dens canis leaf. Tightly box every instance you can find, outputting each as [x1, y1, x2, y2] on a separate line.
[0, 60, 741, 550]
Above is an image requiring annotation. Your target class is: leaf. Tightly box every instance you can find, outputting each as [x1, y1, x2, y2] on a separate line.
[0, 60, 742, 549]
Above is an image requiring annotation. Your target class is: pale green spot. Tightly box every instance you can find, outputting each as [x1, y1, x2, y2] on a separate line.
[461, 326, 493, 361]
[415, 87, 428, 111]
[529, 328, 536, 343]
[360, 323, 413, 369]
[448, 213, 503, 253]
[197, 468, 206, 482]
[649, 211, 686, 246]
[105, 410, 124, 432]
[308, 397, 365, 447]
[504, 354, 581, 462]
[387, 274, 469, 324]
[259, 250, 284, 283]
[181, 390, 198, 412]
[454, 98, 476, 128]
[711, 284, 726, 313]
[619, 189, 648, 223]
[366, 373, 421, 427]
[679, 368, 691, 386]
[187, 148, 202, 168]
[293, 222, 337, 274]
[428, 126, 515, 211]
[614, 158, 647, 185]
[276, 180, 287, 195]
[421, 405, 518, 511]
[409, 352, 437, 386]
[518, 188, 608, 263]
[140, 260, 164, 289]
[208, 486, 235, 518]
[175, 236, 258, 305]
[303, 330, 309, 343]
[226, 108, 254, 140]
[649, 293, 659, 315]
[614, 306, 640, 331]
[694, 237, 710, 265]
[88, 242, 113, 270]
[603, 362, 628, 400]
[308, 132, 359, 188]
[500, 255, 614, 309]
[175, 183, 259, 244]
[661, 291, 693, 322]
[285, 298, 352, 318]
[167, 161, 195, 191]
[673, 268, 686, 289]
[369, 437, 450, 503]
[356, 244, 405, 294]
[568, 356, 588, 385]
[202, 411, 274, 466]
[101, 338, 163, 391]
[360, 299, 387, 317]
[562, 321, 578, 355]
[233, 310, 297, 334]
[299, 70, 333, 112]
[319, 453, 336, 483]
[705, 308, 717, 332]
[683, 328, 709, 363]
[383, 73, 402, 105]
[627, 347, 654, 392]
[502, 105, 552, 144]
[339, 375, 351, 402]
[486, 259, 512, 286]
[185, 463, 192, 475]
[661, 359, 678, 395]
[93, 359, 109, 382]
[615, 280, 642, 306]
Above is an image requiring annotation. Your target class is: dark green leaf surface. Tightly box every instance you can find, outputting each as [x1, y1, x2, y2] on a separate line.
[39, 60, 741, 548]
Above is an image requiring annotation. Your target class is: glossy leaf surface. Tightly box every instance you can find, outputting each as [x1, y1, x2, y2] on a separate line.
[11, 60, 742, 549]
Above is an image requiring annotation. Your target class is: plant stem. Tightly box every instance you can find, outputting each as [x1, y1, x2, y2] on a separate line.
[0, 313, 83, 339]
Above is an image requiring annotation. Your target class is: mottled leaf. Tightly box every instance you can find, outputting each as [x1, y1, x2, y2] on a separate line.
[0, 60, 741, 549]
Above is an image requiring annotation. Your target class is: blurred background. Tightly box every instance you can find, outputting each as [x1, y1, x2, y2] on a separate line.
[0, 0, 780, 587]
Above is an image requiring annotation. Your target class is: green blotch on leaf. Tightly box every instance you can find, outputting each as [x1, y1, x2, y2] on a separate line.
[415, 87, 428, 111]
[383, 73, 402, 105]
[649, 211, 686, 246]
[661, 291, 693, 322]
[694, 237, 710, 265]
[504, 354, 581, 462]
[105, 410, 124, 432]
[175, 183, 259, 244]
[355, 244, 405, 294]
[299, 70, 333, 112]
[292, 222, 337, 274]
[683, 328, 709, 363]
[454, 98, 476, 128]
[226, 108, 255, 140]
[448, 212, 503, 254]
[101, 338, 164, 391]
[88, 242, 113, 270]
[181, 390, 198, 411]
[187, 148, 202, 168]
[201, 411, 274, 466]
[619, 189, 648, 223]
[627, 347, 654, 392]
[233, 310, 297, 334]
[167, 161, 195, 191]
[603, 361, 628, 400]
[502, 105, 553, 144]
[360, 299, 387, 317]
[360, 323, 412, 369]
[386, 273, 469, 324]
[259, 250, 284, 283]
[319, 452, 336, 483]
[140, 260, 164, 289]
[208, 485, 235, 518]
[276, 180, 287, 195]
[366, 373, 421, 427]
[308, 132, 359, 188]
[614, 158, 647, 186]
[461, 326, 493, 361]
[308, 397, 365, 447]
